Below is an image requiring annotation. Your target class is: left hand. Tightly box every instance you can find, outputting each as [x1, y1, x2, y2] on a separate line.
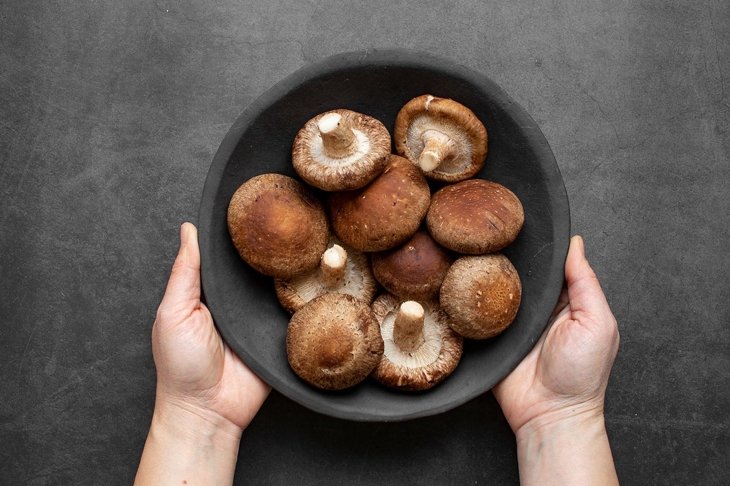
[152, 222, 270, 431]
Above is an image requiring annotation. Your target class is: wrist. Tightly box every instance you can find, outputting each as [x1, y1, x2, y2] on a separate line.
[152, 392, 243, 446]
[135, 395, 242, 485]
[515, 402, 605, 444]
[514, 404, 617, 486]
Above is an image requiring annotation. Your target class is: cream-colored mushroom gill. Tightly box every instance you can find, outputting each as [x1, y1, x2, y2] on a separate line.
[316, 113, 371, 162]
[310, 129, 371, 168]
[407, 116, 473, 174]
[382, 302, 442, 367]
[285, 245, 368, 301]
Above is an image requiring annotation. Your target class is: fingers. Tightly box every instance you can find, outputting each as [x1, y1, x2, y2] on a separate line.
[158, 223, 202, 317]
[565, 235, 613, 322]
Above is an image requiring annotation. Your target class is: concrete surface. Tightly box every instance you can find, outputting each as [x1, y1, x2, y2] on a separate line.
[1, 0, 728, 484]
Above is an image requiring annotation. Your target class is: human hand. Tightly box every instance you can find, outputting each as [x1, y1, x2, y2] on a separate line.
[494, 234, 619, 432]
[136, 223, 270, 485]
[151, 222, 270, 431]
[492, 235, 619, 485]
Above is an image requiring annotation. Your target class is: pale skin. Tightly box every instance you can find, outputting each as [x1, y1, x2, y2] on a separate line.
[493, 235, 620, 485]
[136, 226, 618, 485]
[135, 223, 270, 485]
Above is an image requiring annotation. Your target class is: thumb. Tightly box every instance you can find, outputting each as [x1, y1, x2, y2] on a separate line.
[159, 222, 201, 315]
[565, 235, 613, 321]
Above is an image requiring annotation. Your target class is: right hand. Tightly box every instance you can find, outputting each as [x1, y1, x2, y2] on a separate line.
[493, 235, 620, 434]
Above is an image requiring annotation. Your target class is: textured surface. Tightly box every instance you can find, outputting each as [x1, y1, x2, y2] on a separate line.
[1, 0, 728, 484]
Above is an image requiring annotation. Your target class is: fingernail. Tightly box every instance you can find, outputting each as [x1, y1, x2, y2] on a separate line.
[576, 235, 585, 256]
[179, 223, 190, 261]
[571, 234, 585, 257]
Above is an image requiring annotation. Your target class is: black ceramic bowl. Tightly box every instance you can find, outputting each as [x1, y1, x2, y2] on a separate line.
[199, 49, 570, 421]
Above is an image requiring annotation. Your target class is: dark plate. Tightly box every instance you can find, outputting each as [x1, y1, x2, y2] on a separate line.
[199, 49, 570, 422]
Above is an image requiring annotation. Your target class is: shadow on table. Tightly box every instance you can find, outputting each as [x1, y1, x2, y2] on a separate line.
[235, 389, 518, 485]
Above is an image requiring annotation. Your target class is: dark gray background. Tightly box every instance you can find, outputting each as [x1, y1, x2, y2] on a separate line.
[1, 1, 728, 484]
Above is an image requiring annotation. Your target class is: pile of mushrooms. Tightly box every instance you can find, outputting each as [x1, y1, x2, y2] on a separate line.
[227, 95, 525, 392]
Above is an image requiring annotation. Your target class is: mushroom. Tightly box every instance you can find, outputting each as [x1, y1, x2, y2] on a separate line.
[292, 109, 391, 191]
[227, 173, 329, 278]
[286, 293, 384, 390]
[394, 94, 488, 182]
[329, 154, 431, 252]
[274, 239, 377, 313]
[371, 230, 453, 301]
[371, 294, 463, 391]
[439, 254, 522, 340]
[427, 179, 524, 254]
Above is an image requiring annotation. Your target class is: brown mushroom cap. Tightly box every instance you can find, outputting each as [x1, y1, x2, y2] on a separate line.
[371, 294, 463, 391]
[394, 94, 487, 182]
[329, 154, 431, 252]
[286, 293, 384, 390]
[227, 173, 329, 278]
[274, 239, 377, 313]
[292, 109, 391, 191]
[371, 230, 453, 301]
[440, 254, 522, 340]
[427, 179, 524, 254]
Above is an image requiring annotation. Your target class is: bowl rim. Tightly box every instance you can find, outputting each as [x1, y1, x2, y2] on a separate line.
[198, 48, 570, 421]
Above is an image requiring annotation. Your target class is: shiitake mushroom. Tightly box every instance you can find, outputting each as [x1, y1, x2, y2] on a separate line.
[228, 97, 524, 392]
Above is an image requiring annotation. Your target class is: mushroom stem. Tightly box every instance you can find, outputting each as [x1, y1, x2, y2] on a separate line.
[319, 113, 358, 158]
[393, 301, 426, 354]
[320, 244, 348, 288]
[418, 130, 457, 172]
